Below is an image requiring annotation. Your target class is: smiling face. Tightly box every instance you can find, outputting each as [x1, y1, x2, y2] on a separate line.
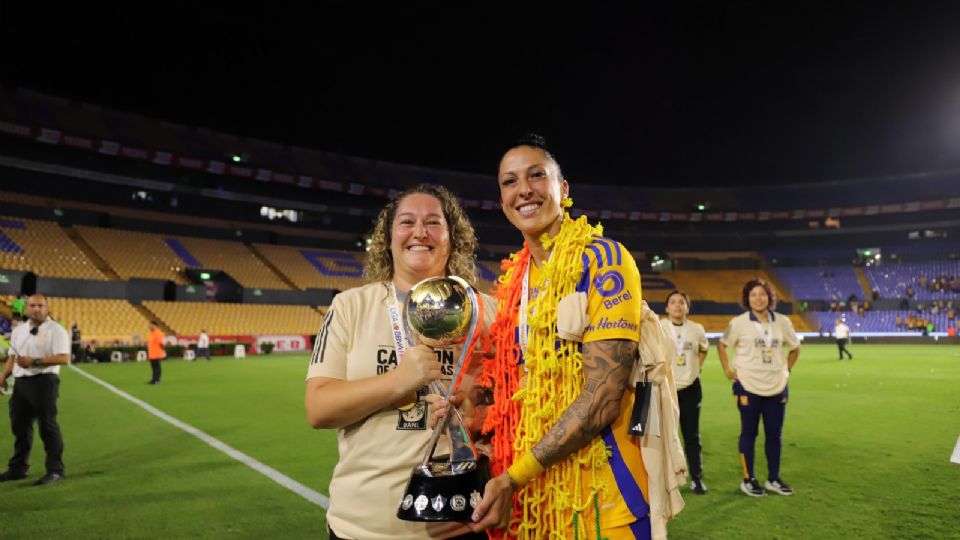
[748, 285, 770, 313]
[498, 145, 569, 245]
[390, 193, 451, 287]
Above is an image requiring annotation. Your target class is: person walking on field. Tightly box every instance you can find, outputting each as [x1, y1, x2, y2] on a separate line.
[147, 321, 166, 384]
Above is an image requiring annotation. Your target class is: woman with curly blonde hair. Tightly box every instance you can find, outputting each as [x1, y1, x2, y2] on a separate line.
[306, 183, 488, 540]
[364, 183, 479, 285]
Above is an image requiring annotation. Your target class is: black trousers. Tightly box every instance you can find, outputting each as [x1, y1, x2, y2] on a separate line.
[677, 377, 704, 480]
[836, 338, 852, 359]
[8, 374, 65, 475]
[149, 360, 162, 383]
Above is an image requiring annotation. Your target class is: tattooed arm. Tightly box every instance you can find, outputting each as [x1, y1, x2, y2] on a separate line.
[469, 338, 638, 531]
[531, 338, 637, 466]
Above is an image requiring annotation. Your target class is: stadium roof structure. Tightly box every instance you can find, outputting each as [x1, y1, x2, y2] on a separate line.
[4, 84, 960, 218]
[3, 4, 960, 189]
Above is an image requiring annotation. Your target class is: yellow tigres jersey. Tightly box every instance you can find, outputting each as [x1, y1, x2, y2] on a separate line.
[527, 236, 649, 534]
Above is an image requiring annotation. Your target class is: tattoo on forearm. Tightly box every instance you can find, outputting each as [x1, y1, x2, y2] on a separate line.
[532, 339, 637, 468]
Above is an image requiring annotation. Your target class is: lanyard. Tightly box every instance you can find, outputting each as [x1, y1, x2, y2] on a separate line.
[519, 263, 532, 358]
[387, 282, 411, 363]
[753, 319, 774, 348]
[519, 257, 549, 361]
[674, 322, 685, 356]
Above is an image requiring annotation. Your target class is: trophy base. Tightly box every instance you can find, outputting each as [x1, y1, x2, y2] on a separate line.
[397, 465, 488, 522]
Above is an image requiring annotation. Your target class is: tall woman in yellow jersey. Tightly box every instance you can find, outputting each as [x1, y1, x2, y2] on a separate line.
[472, 134, 649, 540]
[717, 278, 800, 498]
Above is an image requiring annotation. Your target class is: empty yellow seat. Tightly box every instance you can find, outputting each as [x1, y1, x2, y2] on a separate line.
[0, 216, 105, 280]
[143, 301, 323, 336]
[252, 245, 367, 291]
[46, 296, 149, 344]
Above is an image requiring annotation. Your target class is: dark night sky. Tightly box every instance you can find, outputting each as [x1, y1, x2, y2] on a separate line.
[2, 2, 960, 187]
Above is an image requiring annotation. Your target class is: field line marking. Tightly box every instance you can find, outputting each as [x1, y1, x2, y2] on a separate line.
[69, 364, 330, 509]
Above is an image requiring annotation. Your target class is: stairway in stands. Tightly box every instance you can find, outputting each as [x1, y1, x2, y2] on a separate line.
[62, 225, 122, 280]
[854, 266, 874, 299]
[246, 244, 301, 290]
[757, 255, 818, 332]
[132, 304, 175, 335]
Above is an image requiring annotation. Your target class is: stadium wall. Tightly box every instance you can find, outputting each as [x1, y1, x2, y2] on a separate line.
[800, 335, 959, 345]
[174, 284, 207, 301]
[125, 278, 174, 303]
[5, 272, 336, 308]
[0, 269, 27, 295]
[35, 276, 127, 299]
[802, 299, 940, 311]
[241, 287, 334, 306]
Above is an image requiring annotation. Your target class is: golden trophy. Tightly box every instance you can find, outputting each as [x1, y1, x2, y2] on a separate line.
[397, 276, 487, 522]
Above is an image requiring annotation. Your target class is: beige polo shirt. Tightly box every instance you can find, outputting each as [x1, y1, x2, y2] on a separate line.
[659, 318, 709, 390]
[720, 311, 799, 396]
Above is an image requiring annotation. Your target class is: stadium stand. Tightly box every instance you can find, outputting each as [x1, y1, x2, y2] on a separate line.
[8, 84, 960, 230]
[177, 236, 290, 290]
[864, 261, 960, 300]
[660, 270, 790, 305]
[143, 301, 323, 336]
[664, 314, 811, 334]
[250, 244, 503, 294]
[0, 216, 106, 279]
[633, 267, 814, 332]
[251, 244, 366, 291]
[47, 296, 150, 344]
[0, 295, 13, 330]
[4, 85, 960, 341]
[1, 294, 13, 312]
[807, 310, 956, 334]
[75, 226, 291, 289]
[0, 190, 358, 247]
[75, 226, 190, 283]
[475, 260, 501, 293]
[775, 266, 865, 300]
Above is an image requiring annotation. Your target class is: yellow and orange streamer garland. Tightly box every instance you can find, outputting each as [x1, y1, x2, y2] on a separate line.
[480, 202, 611, 539]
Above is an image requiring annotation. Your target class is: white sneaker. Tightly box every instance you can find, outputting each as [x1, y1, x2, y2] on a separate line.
[764, 478, 794, 496]
[740, 478, 766, 497]
[690, 478, 708, 494]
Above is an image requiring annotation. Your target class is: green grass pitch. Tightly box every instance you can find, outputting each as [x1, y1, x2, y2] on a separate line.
[0, 344, 957, 539]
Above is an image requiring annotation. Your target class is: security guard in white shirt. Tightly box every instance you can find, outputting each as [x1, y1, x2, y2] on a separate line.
[0, 294, 70, 485]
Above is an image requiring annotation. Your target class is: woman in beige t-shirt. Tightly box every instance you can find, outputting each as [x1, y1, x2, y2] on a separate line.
[717, 278, 800, 498]
[660, 290, 709, 495]
[305, 184, 487, 540]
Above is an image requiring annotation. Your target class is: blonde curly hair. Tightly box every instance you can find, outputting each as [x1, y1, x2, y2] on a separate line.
[363, 184, 479, 286]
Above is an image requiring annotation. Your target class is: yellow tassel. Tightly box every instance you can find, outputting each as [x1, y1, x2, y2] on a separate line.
[510, 210, 611, 539]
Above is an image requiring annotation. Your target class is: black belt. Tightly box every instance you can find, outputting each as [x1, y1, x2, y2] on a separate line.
[15, 373, 58, 380]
